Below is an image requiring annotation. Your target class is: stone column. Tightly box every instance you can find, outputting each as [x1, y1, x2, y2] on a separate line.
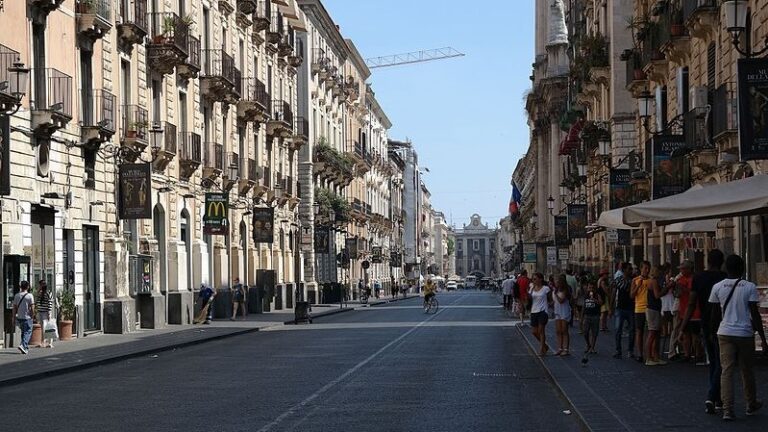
[103, 237, 136, 334]
[167, 240, 192, 325]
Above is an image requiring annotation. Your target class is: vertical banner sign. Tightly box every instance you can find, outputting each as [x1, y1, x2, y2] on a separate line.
[251, 207, 274, 243]
[609, 169, 631, 209]
[546, 246, 557, 266]
[204, 193, 229, 235]
[737, 58, 768, 161]
[652, 135, 690, 199]
[554, 216, 569, 246]
[522, 243, 537, 263]
[345, 237, 358, 259]
[0, 116, 10, 195]
[371, 246, 383, 263]
[118, 163, 152, 219]
[389, 252, 401, 267]
[567, 204, 588, 239]
[314, 226, 329, 253]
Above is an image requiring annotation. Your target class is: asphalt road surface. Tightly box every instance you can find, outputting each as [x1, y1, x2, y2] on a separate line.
[0, 291, 583, 432]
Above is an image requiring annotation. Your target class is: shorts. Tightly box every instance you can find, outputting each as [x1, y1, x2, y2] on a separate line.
[530, 311, 549, 327]
[634, 312, 647, 331]
[685, 320, 702, 334]
[584, 315, 600, 334]
[645, 309, 661, 331]
[600, 304, 609, 313]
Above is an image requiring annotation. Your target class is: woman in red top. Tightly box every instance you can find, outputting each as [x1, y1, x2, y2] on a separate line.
[516, 270, 530, 322]
[676, 260, 703, 362]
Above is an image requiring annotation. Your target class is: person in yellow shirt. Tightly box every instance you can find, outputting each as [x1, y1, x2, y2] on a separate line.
[423, 278, 437, 309]
[631, 261, 652, 363]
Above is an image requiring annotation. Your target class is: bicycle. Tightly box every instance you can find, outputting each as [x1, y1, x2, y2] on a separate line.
[423, 296, 439, 314]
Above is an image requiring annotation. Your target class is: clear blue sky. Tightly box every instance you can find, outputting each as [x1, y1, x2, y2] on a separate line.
[323, 0, 534, 228]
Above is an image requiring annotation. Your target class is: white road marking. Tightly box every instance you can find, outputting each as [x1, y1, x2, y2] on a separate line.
[263, 321, 520, 331]
[359, 305, 503, 310]
[256, 293, 470, 432]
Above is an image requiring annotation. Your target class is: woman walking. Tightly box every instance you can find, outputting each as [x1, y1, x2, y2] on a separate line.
[646, 265, 668, 366]
[583, 279, 604, 353]
[553, 274, 572, 356]
[529, 272, 553, 356]
[36, 280, 54, 348]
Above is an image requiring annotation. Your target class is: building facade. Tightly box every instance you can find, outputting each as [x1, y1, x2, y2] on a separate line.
[454, 215, 497, 278]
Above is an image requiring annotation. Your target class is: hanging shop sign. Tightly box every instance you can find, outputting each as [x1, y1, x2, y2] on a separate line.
[314, 226, 330, 253]
[609, 169, 632, 209]
[371, 246, 383, 263]
[118, 163, 152, 219]
[606, 228, 619, 243]
[737, 58, 768, 161]
[345, 237, 359, 259]
[546, 246, 557, 266]
[554, 215, 569, 246]
[522, 243, 537, 263]
[567, 204, 588, 239]
[651, 134, 690, 200]
[251, 207, 274, 243]
[389, 252, 402, 267]
[203, 192, 229, 235]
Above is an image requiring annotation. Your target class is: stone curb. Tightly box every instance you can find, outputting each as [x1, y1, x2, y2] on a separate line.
[515, 325, 593, 432]
[282, 306, 356, 324]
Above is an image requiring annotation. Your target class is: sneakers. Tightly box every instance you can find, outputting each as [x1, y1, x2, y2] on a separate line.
[722, 411, 734, 421]
[747, 400, 763, 416]
[645, 359, 659, 366]
[705, 400, 716, 415]
[17, 346, 28, 355]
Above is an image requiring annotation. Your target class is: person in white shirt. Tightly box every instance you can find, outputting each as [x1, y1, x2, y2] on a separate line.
[708, 254, 768, 421]
[529, 272, 553, 356]
[501, 274, 516, 312]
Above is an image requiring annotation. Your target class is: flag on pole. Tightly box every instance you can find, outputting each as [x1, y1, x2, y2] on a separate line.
[509, 182, 522, 220]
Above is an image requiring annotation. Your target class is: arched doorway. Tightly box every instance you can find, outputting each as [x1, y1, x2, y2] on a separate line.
[180, 209, 191, 291]
[153, 204, 167, 296]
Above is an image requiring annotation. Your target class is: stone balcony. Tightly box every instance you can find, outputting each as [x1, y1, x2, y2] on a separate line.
[116, 0, 148, 53]
[76, 0, 113, 43]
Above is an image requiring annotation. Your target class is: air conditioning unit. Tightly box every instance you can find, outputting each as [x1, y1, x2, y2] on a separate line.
[690, 86, 708, 110]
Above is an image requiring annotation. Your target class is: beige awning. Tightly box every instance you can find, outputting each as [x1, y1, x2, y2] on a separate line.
[623, 175, 768, 226]
[597, 208, 633, 230]
[664, 219, 718, 233]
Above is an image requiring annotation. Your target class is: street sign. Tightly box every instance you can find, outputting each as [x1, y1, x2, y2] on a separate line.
[546, 246, 557, 266]
[523, 243, 537, 263]
[558, 248, 570, 261]
[606, 229, 619, 243]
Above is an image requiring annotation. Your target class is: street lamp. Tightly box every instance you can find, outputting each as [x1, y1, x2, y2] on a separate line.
[3, 60, 30, 115]
[724, 0, 768, 57]
[598, 135, 611, 157]
[313, 201, 320, 215]
[547, 195, 555, 215]
[637, 90, 653, 120]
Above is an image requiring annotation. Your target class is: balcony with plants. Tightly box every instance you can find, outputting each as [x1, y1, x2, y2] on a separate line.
[656, 1, 690, 65]
[313, 138, 355, 186]
[315, 187, 351, 227]
[117, 0, 147, 52]
[570, 32, 610, 89]
[146, 12, 191, 75]
[76, 0, 113, 41]
[120, 104, 149, 161]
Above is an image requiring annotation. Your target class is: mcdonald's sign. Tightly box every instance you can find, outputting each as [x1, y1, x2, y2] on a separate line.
[204, 193, 229, 235]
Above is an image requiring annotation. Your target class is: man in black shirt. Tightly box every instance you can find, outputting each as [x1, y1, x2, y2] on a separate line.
[679, 249, 727, 415]
[612, 262, 635, 359]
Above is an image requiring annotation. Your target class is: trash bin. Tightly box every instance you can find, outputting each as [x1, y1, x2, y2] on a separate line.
[248, 285, 262, 314]
[294, 301, 312, 324]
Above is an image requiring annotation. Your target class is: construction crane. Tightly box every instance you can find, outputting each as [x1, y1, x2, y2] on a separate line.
[365, 47, 465, 69]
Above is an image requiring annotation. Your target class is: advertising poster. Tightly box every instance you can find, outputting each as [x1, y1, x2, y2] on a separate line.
[389, 251, 402, 268]
[567, 204, 588, 239]
[554, 216, 569, 246]
[546, 246, 557, 266]
[372, 246, 383, 263]
[652, 135, 690, 199]
[522, 243, 537, 263]
[251, 207, 274, 243]
[314, 226, 329, 253]
[204, 193, 229, 235]
[118, 163, 152, 219]
[609, 169, 632, 209]
[737, 58, 768, 160]
[345, 237, 358, 259]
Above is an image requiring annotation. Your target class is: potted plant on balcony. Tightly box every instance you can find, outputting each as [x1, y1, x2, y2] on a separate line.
[154, 16, 177, 44]
[57, 287, 76, 341]
[127, 120, 149, 138]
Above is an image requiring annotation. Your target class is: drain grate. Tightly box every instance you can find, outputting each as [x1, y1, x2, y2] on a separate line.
[472, 372, 517, 378]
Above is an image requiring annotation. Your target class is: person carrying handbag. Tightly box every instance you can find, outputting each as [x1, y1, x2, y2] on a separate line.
[708, 254, 768, 421]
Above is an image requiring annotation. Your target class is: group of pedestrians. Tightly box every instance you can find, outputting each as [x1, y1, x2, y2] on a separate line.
[11, 280, 57, 354]
[506, 250, 768, 420]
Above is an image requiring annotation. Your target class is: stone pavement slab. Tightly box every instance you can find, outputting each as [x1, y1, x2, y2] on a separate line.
[518, 322, 768, 432]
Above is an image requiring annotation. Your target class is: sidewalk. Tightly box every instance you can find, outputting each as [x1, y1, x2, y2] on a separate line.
[519, 323, 768, 431]
[0, 303, 356, 387]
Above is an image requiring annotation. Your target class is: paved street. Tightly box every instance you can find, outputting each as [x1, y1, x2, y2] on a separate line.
[0, 292, 581, 432]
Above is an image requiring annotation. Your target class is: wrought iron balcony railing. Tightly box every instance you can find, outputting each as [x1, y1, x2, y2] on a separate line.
[271, 100, 293, 125]
[179, 132, 202, 162]
[121, 104, 149, 140]
[33, 67, 73, 119]
[713, 82, 738, 139]
[147, 12, 189, 57]
[81, 89, 116, 132]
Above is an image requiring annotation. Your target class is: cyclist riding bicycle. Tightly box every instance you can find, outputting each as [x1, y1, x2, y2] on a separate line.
[423, 278, 437, 308]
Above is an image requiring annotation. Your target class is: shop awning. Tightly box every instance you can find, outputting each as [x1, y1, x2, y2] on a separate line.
[664, 219, 718, 234]
[596, 208, 633, 230]
[623, 175, 768, 226]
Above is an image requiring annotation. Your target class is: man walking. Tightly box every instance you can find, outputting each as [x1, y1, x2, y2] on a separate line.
[12, 281, 34, 354]
[501, 274, 515, 311]
[709, 254, 768, 421]
[612, 262, 635, 359]
[679, 250, 726, 414]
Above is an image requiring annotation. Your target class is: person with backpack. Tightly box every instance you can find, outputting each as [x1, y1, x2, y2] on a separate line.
[612, 262, 635, 359]
[708, 254, 768, 421]
[12, 281, 35, 354]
